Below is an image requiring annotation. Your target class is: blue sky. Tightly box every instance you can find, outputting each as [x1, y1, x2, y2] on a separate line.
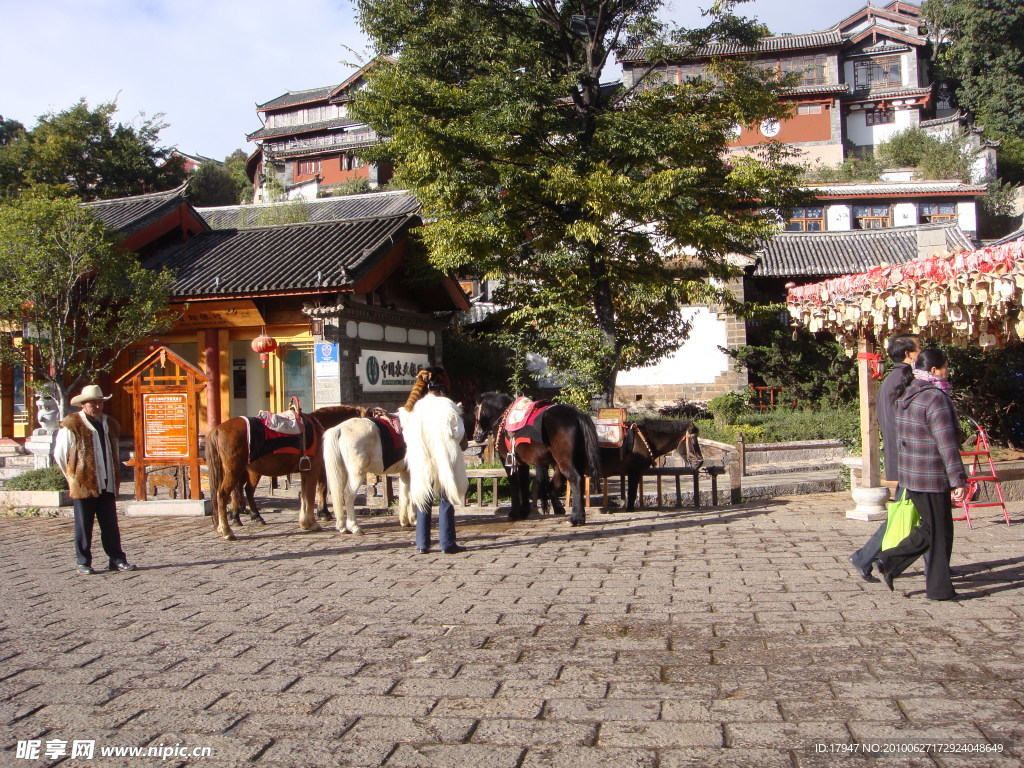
[1, 0, 884, 162]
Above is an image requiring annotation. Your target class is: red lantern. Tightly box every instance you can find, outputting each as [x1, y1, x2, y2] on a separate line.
[251, 332, 278, 368]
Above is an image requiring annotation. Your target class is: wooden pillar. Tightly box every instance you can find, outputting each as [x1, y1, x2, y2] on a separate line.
[858, 333, 882, 487]
[203, 329, 221, 430]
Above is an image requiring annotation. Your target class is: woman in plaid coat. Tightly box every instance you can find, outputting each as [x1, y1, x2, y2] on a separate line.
[874, 348, 967, 601]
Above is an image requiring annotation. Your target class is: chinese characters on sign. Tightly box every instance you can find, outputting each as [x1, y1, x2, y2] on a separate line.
[357, 350, 430, 392]
[142, 393, 189, 459]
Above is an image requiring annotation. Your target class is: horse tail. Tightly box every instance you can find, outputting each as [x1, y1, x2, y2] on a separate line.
[577, 409, 602, 484]
[206, 429, 224, 511]
[322, 424, 350, 517]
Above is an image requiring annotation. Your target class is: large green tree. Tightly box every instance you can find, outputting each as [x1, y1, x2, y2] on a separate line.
[186, 151, 253, 207]
[923, 0, 1024, 179]
[0, 100, 186, 201]
[352, 0, 804, 404]
[0, 191, 177, 416]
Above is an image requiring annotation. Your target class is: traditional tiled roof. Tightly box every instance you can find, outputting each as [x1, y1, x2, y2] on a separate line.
[247, 117, 363, 141]
[846, 85, 932, 100]
[988, 226, 1024, 246]
[257, 85, 336, 112]
[805, 181, 987, 198]
[845, 41, 911, 57]
[196, 192, 420, 230]
[783, 83, 850, 96]
[144, 214, 418, 298]
[82, 183, 192, 236]
[920, 111, 965, 128]
[753, 222, 973, 277]
[618, 29, 845, 62]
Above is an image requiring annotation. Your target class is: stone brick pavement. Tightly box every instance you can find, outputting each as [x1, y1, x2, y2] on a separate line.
[1, 492, 1022, 767]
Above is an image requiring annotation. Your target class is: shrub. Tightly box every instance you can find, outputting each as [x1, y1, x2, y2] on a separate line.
[5, 465, 68, 491]
[698, 406, 860, 449]
[657, 399, 710, 419]
[707, 392, 748, 424]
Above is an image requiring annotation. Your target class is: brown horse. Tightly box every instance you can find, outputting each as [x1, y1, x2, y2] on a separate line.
[600, 419, 703, 511]
[206, 405, 366, 540]
[473, 392, 601, 526]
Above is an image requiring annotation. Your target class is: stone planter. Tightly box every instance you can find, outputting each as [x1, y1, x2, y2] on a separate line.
[0, 490, 70, 509]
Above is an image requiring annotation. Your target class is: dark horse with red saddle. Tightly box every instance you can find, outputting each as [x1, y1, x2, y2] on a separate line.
[473, 392, 601, 526]
[205, 403, 366, 540]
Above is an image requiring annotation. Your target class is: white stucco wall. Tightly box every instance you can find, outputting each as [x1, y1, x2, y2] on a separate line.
[827, 204, 852, 231]
[846, 107, 916, 148]
[616, 307, 729, 387]
[892, 201, 918, 228]
[957, 200, 978, 233]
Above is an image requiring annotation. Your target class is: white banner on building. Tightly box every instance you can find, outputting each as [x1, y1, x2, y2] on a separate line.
[357, 350, 430, 391]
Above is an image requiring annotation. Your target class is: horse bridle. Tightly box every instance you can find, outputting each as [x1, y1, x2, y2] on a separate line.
[678, 424, 698, 466]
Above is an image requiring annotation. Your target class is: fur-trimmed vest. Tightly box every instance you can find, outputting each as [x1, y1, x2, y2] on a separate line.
[58, 413, 120, 498]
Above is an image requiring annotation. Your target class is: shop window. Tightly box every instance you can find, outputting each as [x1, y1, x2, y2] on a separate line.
[865, 108, 895, 126]
[920, 201, 957, 223]
[784, 206, 825, 231]
[854, 57, 902, 90]
[853, 204, 892, 229]
[12, 364, 27, 425]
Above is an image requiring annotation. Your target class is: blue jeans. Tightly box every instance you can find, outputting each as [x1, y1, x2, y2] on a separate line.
[415, 495, 456, 551]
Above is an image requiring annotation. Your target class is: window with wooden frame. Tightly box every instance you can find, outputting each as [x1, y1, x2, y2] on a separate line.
[854, 56, 902, 90]
[296, 159, 321, 176]
[784, 206, 825, 231]
[865, 107, 895, 126]
[796, 103, 823, 115]
[779, 54, 829, 86]
[919, 201, 957, 223]
[853, 203, 892, 229]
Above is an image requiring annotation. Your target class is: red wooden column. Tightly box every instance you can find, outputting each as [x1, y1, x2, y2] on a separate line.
[204, 328, 221, 429]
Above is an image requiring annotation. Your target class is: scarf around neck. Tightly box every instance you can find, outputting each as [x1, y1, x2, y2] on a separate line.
[913, 367, 953, 394]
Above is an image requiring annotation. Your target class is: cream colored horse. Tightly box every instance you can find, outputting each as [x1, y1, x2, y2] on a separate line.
[322, 417, 413, 533]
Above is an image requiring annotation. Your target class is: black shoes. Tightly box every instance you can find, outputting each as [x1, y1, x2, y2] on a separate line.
[849, 555, 878, 583]
[77, 564, 98, 575]
[110, 561, 137, 572]
[872, 558, 894, 591]
[442, 545, 466, 555]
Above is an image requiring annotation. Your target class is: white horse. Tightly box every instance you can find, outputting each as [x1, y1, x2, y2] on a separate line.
[400, 393, 468, 511]
[322, 417, 413, 534]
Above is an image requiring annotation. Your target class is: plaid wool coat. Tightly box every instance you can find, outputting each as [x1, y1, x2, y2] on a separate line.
[895, 380, 967, 493]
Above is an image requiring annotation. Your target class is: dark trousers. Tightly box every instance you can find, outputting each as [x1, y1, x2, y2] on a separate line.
[876, 490, 955, 600]
[73, 492, 126, 568]
[415, 495, 456, 551]
[851, 486, 930, 574]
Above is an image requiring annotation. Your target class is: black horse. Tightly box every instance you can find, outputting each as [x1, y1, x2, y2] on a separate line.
[600, 418, 703, 511]
[473, 392, 602, 526]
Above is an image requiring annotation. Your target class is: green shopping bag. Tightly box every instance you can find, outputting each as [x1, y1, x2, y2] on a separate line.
[881, 488, 921, 551]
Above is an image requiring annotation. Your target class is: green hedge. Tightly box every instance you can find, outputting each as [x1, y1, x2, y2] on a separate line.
[5, 465, 68, 491]
[695, 406, 861, 450]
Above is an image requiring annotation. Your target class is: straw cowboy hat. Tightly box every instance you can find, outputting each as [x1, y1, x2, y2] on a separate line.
[70, 384, 112, 406]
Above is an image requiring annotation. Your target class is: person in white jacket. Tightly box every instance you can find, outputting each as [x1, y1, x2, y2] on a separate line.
[53, 385, 136, 574]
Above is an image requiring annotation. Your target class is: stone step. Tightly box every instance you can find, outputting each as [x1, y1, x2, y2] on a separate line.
[0, 455, 36, 469]
[745, 460, 843, 476]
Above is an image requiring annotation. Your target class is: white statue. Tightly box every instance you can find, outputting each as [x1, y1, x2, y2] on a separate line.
[33, 384, 60, 436]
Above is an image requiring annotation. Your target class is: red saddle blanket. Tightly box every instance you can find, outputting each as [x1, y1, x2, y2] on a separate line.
[370, 412, 406, 470]
[245, 414, 318, 464]
[501, 397, 552, 453]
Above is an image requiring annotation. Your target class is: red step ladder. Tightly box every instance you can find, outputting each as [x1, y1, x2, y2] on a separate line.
[955, 420, 1010, 528]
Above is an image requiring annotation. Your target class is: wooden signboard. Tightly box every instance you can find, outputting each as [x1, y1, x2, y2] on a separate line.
[116, 347, 209, 501]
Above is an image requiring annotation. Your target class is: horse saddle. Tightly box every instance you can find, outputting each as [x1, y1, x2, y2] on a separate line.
[245, 414, 317, 464]
[501, 397, 552, 453]
[369, 409, 406, 470]
[257, 409, 303, 436]
[593, 407, 627, 448]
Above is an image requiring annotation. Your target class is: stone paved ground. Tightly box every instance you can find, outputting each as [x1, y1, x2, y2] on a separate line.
[1, 491, 1022, 768]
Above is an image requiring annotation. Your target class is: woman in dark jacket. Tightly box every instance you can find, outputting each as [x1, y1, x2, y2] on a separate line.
[874, 348, 968, 601]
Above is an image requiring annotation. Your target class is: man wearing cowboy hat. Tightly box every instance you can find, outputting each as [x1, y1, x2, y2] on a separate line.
[54, 384, 136, 574]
